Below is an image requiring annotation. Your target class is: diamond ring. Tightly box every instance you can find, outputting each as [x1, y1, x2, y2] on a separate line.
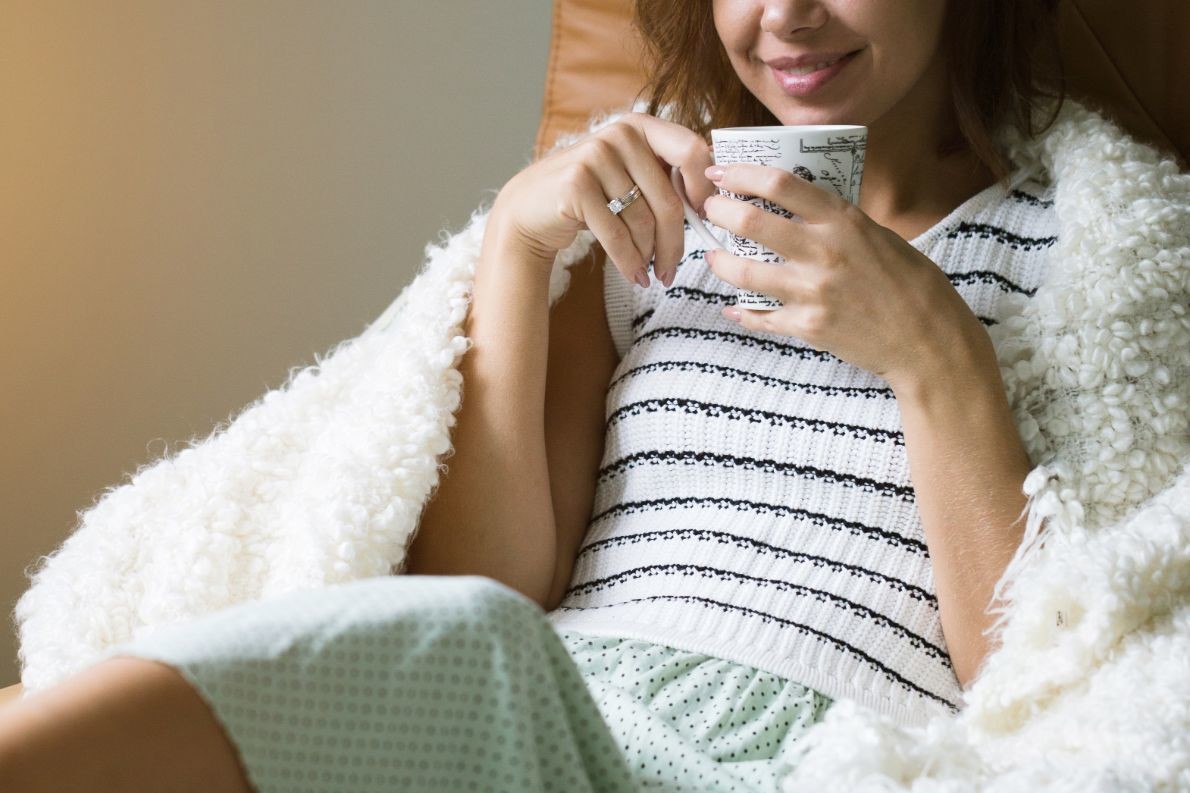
[607, 184, 642, 215]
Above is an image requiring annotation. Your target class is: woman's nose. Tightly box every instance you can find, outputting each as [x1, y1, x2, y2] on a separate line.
[760, 0, 828, 39]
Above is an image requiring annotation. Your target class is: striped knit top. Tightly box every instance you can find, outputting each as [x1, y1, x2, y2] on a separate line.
[545, 165, 1059, 729]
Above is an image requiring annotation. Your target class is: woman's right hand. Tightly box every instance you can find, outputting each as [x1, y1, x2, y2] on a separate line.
[488, 112, 718, 287]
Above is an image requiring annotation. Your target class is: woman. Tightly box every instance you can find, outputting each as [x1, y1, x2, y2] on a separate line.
[1, 0, 1071, 790]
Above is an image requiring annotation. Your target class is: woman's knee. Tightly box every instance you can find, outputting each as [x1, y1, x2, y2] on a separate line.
[418, 574, 548, 633]
[325, 573, 547, 644]
[341, 575, 557, 680]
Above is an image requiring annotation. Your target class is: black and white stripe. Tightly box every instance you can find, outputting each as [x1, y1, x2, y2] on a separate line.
[547, 172, 1057, 729]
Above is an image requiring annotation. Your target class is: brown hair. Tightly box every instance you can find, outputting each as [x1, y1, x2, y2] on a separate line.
[631, 0, 1067, 186]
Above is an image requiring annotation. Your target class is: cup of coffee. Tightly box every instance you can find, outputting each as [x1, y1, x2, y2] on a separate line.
[671, 125, 867, 311]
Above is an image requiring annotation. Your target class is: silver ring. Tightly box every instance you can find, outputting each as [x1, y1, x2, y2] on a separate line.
[607, 184, 642, 215]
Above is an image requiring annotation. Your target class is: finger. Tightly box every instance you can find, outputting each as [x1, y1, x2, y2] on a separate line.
[582, 136, 658, 274]
[617, 113, 716, 230]
[597, 122, 687, 281]
[705, 248, 793, 302]
[709, 162, 845, 224]
[729, 306, 787, 339]
[703, 193, 813, 264]
[680, 143, 718, 216]
[572, 164, 650, 283]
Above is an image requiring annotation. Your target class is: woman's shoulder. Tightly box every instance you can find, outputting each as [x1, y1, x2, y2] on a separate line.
[970, 164, 1058, 238]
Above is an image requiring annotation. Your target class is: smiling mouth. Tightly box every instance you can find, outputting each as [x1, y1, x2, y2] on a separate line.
[766, 49, 862, 97]
[772, 50, 860, 75]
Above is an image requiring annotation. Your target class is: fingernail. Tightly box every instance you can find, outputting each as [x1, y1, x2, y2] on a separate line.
[660, 269, 675, 287]
[635, 270, 651, 288]
[705, 165, 724, 181]
[723, 307, 741, 321]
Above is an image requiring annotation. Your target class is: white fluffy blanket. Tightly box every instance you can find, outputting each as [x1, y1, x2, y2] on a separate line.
[12, 97, 1189, 791]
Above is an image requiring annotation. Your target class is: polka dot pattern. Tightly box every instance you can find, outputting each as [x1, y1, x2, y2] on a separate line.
[99, 574, 833, 792]
[557, 631, 834, 791]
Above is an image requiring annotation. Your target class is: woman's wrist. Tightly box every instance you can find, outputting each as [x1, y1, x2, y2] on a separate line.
[485, 194, 561, 277]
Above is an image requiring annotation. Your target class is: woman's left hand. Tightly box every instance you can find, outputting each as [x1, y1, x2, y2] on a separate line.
[703, 162, 994, 391]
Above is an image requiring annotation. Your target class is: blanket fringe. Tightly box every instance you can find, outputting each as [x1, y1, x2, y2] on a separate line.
[982, 462, 1083, 659]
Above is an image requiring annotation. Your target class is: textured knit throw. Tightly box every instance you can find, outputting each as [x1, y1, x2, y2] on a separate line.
[12, 96, 1189, 792]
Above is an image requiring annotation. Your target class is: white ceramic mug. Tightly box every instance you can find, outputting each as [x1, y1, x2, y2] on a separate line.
[670, 124, 867, 310]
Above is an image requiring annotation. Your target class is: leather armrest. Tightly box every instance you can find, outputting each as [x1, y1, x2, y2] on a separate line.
[0, 682, 24, 709]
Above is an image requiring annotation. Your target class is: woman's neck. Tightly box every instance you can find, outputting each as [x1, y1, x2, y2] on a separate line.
[859, 148, 998, 243]
[853, 57, 999, 242]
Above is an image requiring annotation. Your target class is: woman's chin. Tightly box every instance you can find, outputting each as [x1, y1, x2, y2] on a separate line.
[770, 110, 855, 127]
[758, 94, 860, 127]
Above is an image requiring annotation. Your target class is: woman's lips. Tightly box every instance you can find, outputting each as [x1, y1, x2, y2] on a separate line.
[769, 49, 861, 97]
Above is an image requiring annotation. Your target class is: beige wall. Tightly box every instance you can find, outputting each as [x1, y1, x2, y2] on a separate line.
[0, 1, 551, 687]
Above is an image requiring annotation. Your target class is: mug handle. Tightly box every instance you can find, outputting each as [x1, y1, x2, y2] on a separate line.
[671, 165, 727, 253]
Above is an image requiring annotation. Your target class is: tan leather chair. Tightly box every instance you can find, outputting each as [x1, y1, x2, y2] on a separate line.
[2, 0, 1184, 715]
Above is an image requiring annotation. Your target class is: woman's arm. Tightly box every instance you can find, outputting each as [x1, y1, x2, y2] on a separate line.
[543, 244, 621, 611]
[889, 345, 1034, 690]
[403, 218, 561, 608]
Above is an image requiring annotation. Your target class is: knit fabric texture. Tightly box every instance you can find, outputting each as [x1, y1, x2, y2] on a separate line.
[547, 169, 1058, 730]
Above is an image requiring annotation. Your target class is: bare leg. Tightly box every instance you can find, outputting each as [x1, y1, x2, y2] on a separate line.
[0, 657, 254, 793]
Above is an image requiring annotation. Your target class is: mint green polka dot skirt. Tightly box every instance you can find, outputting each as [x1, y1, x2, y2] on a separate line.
[560, 631, 834, 791]
[97, 574, 834, 792]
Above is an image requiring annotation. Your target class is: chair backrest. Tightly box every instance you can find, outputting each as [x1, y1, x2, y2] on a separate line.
[535, 0, 1188, 170]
